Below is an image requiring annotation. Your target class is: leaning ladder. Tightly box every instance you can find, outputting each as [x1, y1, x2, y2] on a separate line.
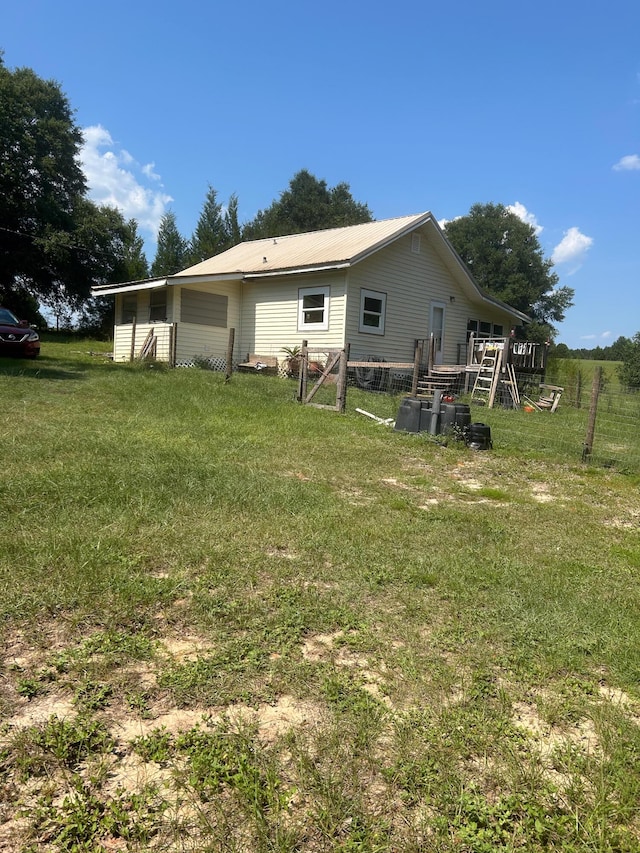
[471, 345, 503, 407]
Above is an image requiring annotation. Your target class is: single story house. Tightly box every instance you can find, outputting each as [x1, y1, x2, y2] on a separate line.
[92, 212, 529, 369]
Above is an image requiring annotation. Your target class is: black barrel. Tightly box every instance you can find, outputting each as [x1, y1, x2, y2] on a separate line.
[440, 403, 471, 436]
[394, 397, 433, 433]
[467, 422, 492, 450]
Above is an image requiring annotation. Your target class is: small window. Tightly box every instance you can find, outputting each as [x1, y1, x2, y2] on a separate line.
[493, 324, 504, 337]
[149, 289, 167, 322]
[122, 294, 137, 324]
[359, 288, 386, 335]
[298, 286, 329, 331]
[479, 321, 491, 336]
[467, 319, 478, 340]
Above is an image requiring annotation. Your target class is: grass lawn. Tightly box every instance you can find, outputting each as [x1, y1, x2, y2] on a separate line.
[1, 341, 640, 851]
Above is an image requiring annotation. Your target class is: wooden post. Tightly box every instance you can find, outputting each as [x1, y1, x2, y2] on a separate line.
[582, 366, 602, 462]
[169, 322, 178, 367]
[129, 317, 137, 362]
[336, 344, 350, 413]
[411, 340, 423, 396]
[225, 327, 235, 383]
[297, 340, 308, 402]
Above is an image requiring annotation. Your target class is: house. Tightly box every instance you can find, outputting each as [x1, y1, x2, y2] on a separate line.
[92, 212, 530, 369]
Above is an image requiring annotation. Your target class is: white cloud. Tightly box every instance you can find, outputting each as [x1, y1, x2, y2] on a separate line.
[79, 125, 172, 240]
[551, 227, 593, 270]
[508, 202, 543, 235]
[613, 154, 640, 171]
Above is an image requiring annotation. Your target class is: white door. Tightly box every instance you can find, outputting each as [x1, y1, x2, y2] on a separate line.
[430, 301, 446, 365]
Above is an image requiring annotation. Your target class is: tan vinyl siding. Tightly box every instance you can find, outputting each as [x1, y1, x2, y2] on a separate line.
[180, 289, 228, 327]
[239, 272, 347, 358]
[173, 281, 241, 362]
[346, 229, 517, 363]
[112, 322, 173, 362]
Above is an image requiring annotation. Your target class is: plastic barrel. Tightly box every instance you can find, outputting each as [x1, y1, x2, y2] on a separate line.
[467, 422, 492, 450]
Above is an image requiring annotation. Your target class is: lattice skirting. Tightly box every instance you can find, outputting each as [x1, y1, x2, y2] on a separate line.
[175, 357, 291, 378]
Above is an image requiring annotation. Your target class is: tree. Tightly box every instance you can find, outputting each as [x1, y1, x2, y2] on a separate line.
[0, 56, 141, 323]
[150, 211, 189, 277]
[444, 203, 574, 342]
[618, 332, 640, 389]
[242, 170, 372, 239]
[0, 56, 85, 314]
[189, 186, 226, 264]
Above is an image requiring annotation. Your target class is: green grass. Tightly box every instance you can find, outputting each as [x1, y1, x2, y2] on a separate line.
[1, 344, 640, 850]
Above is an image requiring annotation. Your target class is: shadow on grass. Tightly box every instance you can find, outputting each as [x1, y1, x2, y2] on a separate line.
[0, 356, 90, 381]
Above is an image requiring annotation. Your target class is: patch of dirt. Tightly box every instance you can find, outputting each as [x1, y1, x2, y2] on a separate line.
[301, 631, 344, 662]
[530, 482, 555, 503]
[157, 634, 215, 663]
[513, 699, 600, 760]
[4, 692, 75, 731]
[266, 545, 299, 560]
[599, 684, 640, 724]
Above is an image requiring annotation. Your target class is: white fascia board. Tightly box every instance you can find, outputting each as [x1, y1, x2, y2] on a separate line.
[92, 272, 240, 297]
[92, 279, 168, 296]
[243, 262, 350, 280]
[172, 273, 242, 285]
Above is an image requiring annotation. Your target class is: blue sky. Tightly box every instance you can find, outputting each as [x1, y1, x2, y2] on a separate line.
[3, 0, 639, 347]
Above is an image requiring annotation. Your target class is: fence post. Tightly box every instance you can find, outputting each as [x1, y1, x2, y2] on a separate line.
[411, 340, 424, 396]
[336, 344, 350, 413]
[582, 366, 602, 462]
[297, 340, 308, 402]
[225, 327, 235, 383]
[129, 317, 137, 362]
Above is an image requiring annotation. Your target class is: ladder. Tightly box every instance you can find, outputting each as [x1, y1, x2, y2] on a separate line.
[501, 363, 520, 408]
[471, 344, 503, 407]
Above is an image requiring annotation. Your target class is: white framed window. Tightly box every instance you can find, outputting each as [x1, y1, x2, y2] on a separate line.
[359, 288, 386, 335]
[298, 286, 329, 331]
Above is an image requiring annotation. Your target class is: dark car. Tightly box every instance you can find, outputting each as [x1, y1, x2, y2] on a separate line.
[0, 308, 40, 358]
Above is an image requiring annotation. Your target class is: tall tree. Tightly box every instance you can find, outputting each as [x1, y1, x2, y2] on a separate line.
[188, 186, 242, 263]
[242, 170, 372, 240]
[0, 55, 87, 314]
[444, 202, 574, 341]
[150, 211, 189, 277]
[224, 193, 241, 249]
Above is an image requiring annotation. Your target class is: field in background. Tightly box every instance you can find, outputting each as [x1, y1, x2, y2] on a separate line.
[1, 341, 640, 851]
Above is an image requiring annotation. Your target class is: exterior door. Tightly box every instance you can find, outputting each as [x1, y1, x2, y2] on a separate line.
[430, 301, 446, 365]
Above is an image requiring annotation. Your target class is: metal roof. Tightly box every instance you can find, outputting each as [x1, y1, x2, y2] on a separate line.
[176, 213, 432, 278]
[91, 212, 530, 323]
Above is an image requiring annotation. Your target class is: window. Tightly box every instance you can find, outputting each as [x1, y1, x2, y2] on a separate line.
[467, 319, 478, 339]
[149, 288, 167, 322]
[298, 286, 329, 331]
[359, 288, 386, 335]
[479, 321, 491, 336]
[122, 294, 137, 324]
[181, 289, 227, 327]
[493, 324, 504, 336]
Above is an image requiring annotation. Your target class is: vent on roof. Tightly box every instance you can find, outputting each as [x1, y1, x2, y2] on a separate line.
[411, 234, 421, 254]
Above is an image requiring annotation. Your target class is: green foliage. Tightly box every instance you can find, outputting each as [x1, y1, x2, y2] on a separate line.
[444, 202, 573, 339]
[242, 169, 372, 239]
[0, 58, 143, 318]
[150, 210, 190, 276]
[618, 331, 640, 388]
[188, 185, 241, 264]
[8, 715, 112, 780]
[31, 779, 164, 850]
